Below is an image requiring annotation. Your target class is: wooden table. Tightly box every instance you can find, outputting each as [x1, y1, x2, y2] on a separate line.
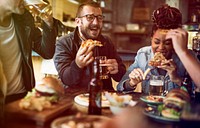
[4, 87, 181, 128]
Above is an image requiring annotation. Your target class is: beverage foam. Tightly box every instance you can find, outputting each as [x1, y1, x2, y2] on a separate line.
[150, 80, 163, 86]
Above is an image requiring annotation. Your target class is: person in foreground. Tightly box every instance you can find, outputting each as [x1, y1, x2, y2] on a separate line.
[0, 0, 59, 104]
[117, 4, 196, 94]
[166, 28, 200, 87]
[53, 1, 126, 91]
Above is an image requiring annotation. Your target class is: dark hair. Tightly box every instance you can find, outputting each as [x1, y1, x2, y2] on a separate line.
[76, 1, 101, 17]
[151, 4, 182, 36]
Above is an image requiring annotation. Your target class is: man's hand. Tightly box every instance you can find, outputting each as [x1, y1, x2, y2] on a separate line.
[166, 28, 188, 54]
[106, 59, 119, 74]
[75, 45, 95, 68]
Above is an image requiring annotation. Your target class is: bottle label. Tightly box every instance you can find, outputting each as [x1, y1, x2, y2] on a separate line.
[95, 92, 101, 108]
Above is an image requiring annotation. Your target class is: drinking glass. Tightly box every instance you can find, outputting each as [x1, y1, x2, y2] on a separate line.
[95, 56, 109, 79]
[149, 75, 164, 96]
[24, 0, 52, 19]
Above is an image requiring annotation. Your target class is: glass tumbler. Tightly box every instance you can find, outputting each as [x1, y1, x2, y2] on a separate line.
[95, 56, 109, 79]
[149, 75, 164, 96]
[24, 0, 52, 19]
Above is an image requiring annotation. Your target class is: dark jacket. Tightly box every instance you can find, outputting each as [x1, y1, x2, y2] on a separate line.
[12, 10, 58, 92]
[54, 27, 126, 91]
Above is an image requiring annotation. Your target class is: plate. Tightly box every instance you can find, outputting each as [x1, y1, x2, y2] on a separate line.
[143, 106, 180, 124]
[51, 115, 111, 128]
[74, 93, 110, 108]
[140, 95, 164, 105]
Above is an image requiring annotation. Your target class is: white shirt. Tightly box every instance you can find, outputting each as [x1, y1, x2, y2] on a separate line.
[0, 18, 25, 95]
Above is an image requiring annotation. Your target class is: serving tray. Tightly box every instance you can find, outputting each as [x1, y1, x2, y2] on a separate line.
[5, 96, 73, 126]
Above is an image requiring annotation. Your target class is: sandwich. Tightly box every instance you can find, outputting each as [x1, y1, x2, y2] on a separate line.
[19, 76, 64, 111]
[81, 39, 103, 48]
[161, 88, 190, 119]
[143, 52, 167, 80]
[34, 76, 64, 103]
[149, 52, 167, 67]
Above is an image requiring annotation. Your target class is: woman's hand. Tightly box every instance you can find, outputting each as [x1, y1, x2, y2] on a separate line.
[158, 59, 182, 85]
[129, 68, 144, 86]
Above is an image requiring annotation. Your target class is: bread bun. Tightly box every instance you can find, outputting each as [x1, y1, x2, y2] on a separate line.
[161, 109, 180, 119]
[166, 88, 190, 102]
[161, 88, 190, 119]
[36, 76, 64, 95]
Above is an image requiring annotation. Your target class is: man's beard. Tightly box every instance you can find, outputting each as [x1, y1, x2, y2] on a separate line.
[80, 25, 101, 40]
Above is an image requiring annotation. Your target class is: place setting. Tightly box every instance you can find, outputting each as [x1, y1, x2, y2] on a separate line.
[140, 75, 166, 106]
[142, 87, 191, 124]
[140, 74, 179, 124]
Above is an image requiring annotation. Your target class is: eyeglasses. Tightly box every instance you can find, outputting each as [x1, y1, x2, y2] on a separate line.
[78, 14, 105, 22]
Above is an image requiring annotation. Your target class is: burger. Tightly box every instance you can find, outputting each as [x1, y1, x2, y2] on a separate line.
[34, 76, 64, 103]
[161, 88, 190, 119]
[19, 76, 64, 111]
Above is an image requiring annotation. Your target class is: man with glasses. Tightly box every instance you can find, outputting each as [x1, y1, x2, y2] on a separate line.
[53, 1, 126, 91]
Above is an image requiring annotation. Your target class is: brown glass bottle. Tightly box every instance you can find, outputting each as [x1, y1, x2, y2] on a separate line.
[88, 59, 103, 115]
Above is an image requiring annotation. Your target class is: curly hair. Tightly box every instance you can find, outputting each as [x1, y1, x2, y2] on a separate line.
[152, 4, 182, 29]
[150, 4, 182, 36]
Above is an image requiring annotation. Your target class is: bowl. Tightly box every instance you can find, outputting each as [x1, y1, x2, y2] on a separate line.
[104, 92, 132, 106]
[109, 105, 127, 115]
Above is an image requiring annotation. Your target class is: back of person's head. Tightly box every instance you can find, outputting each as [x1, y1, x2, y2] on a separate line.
[151, 4, 182, 36]
[76, 1, 101, 18]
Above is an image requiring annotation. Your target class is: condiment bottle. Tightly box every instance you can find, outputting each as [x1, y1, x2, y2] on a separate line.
[88, 59, 103, 115]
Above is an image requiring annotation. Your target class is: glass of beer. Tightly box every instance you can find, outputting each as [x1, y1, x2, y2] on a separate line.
[149, 75, 164, 96]
[23, 0, 52, 19]
[95, 56, 109, 79]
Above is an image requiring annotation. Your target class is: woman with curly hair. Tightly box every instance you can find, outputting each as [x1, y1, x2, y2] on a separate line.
[117, 4, 196, 95]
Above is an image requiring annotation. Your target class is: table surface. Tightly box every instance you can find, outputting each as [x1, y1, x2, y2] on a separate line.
[4, 87, 185, 128]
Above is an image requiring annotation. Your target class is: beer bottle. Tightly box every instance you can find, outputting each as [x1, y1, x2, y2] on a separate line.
[88, 59, 103, 115]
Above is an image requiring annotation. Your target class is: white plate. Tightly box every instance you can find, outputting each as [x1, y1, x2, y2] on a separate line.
[74, 93, 110, 108]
